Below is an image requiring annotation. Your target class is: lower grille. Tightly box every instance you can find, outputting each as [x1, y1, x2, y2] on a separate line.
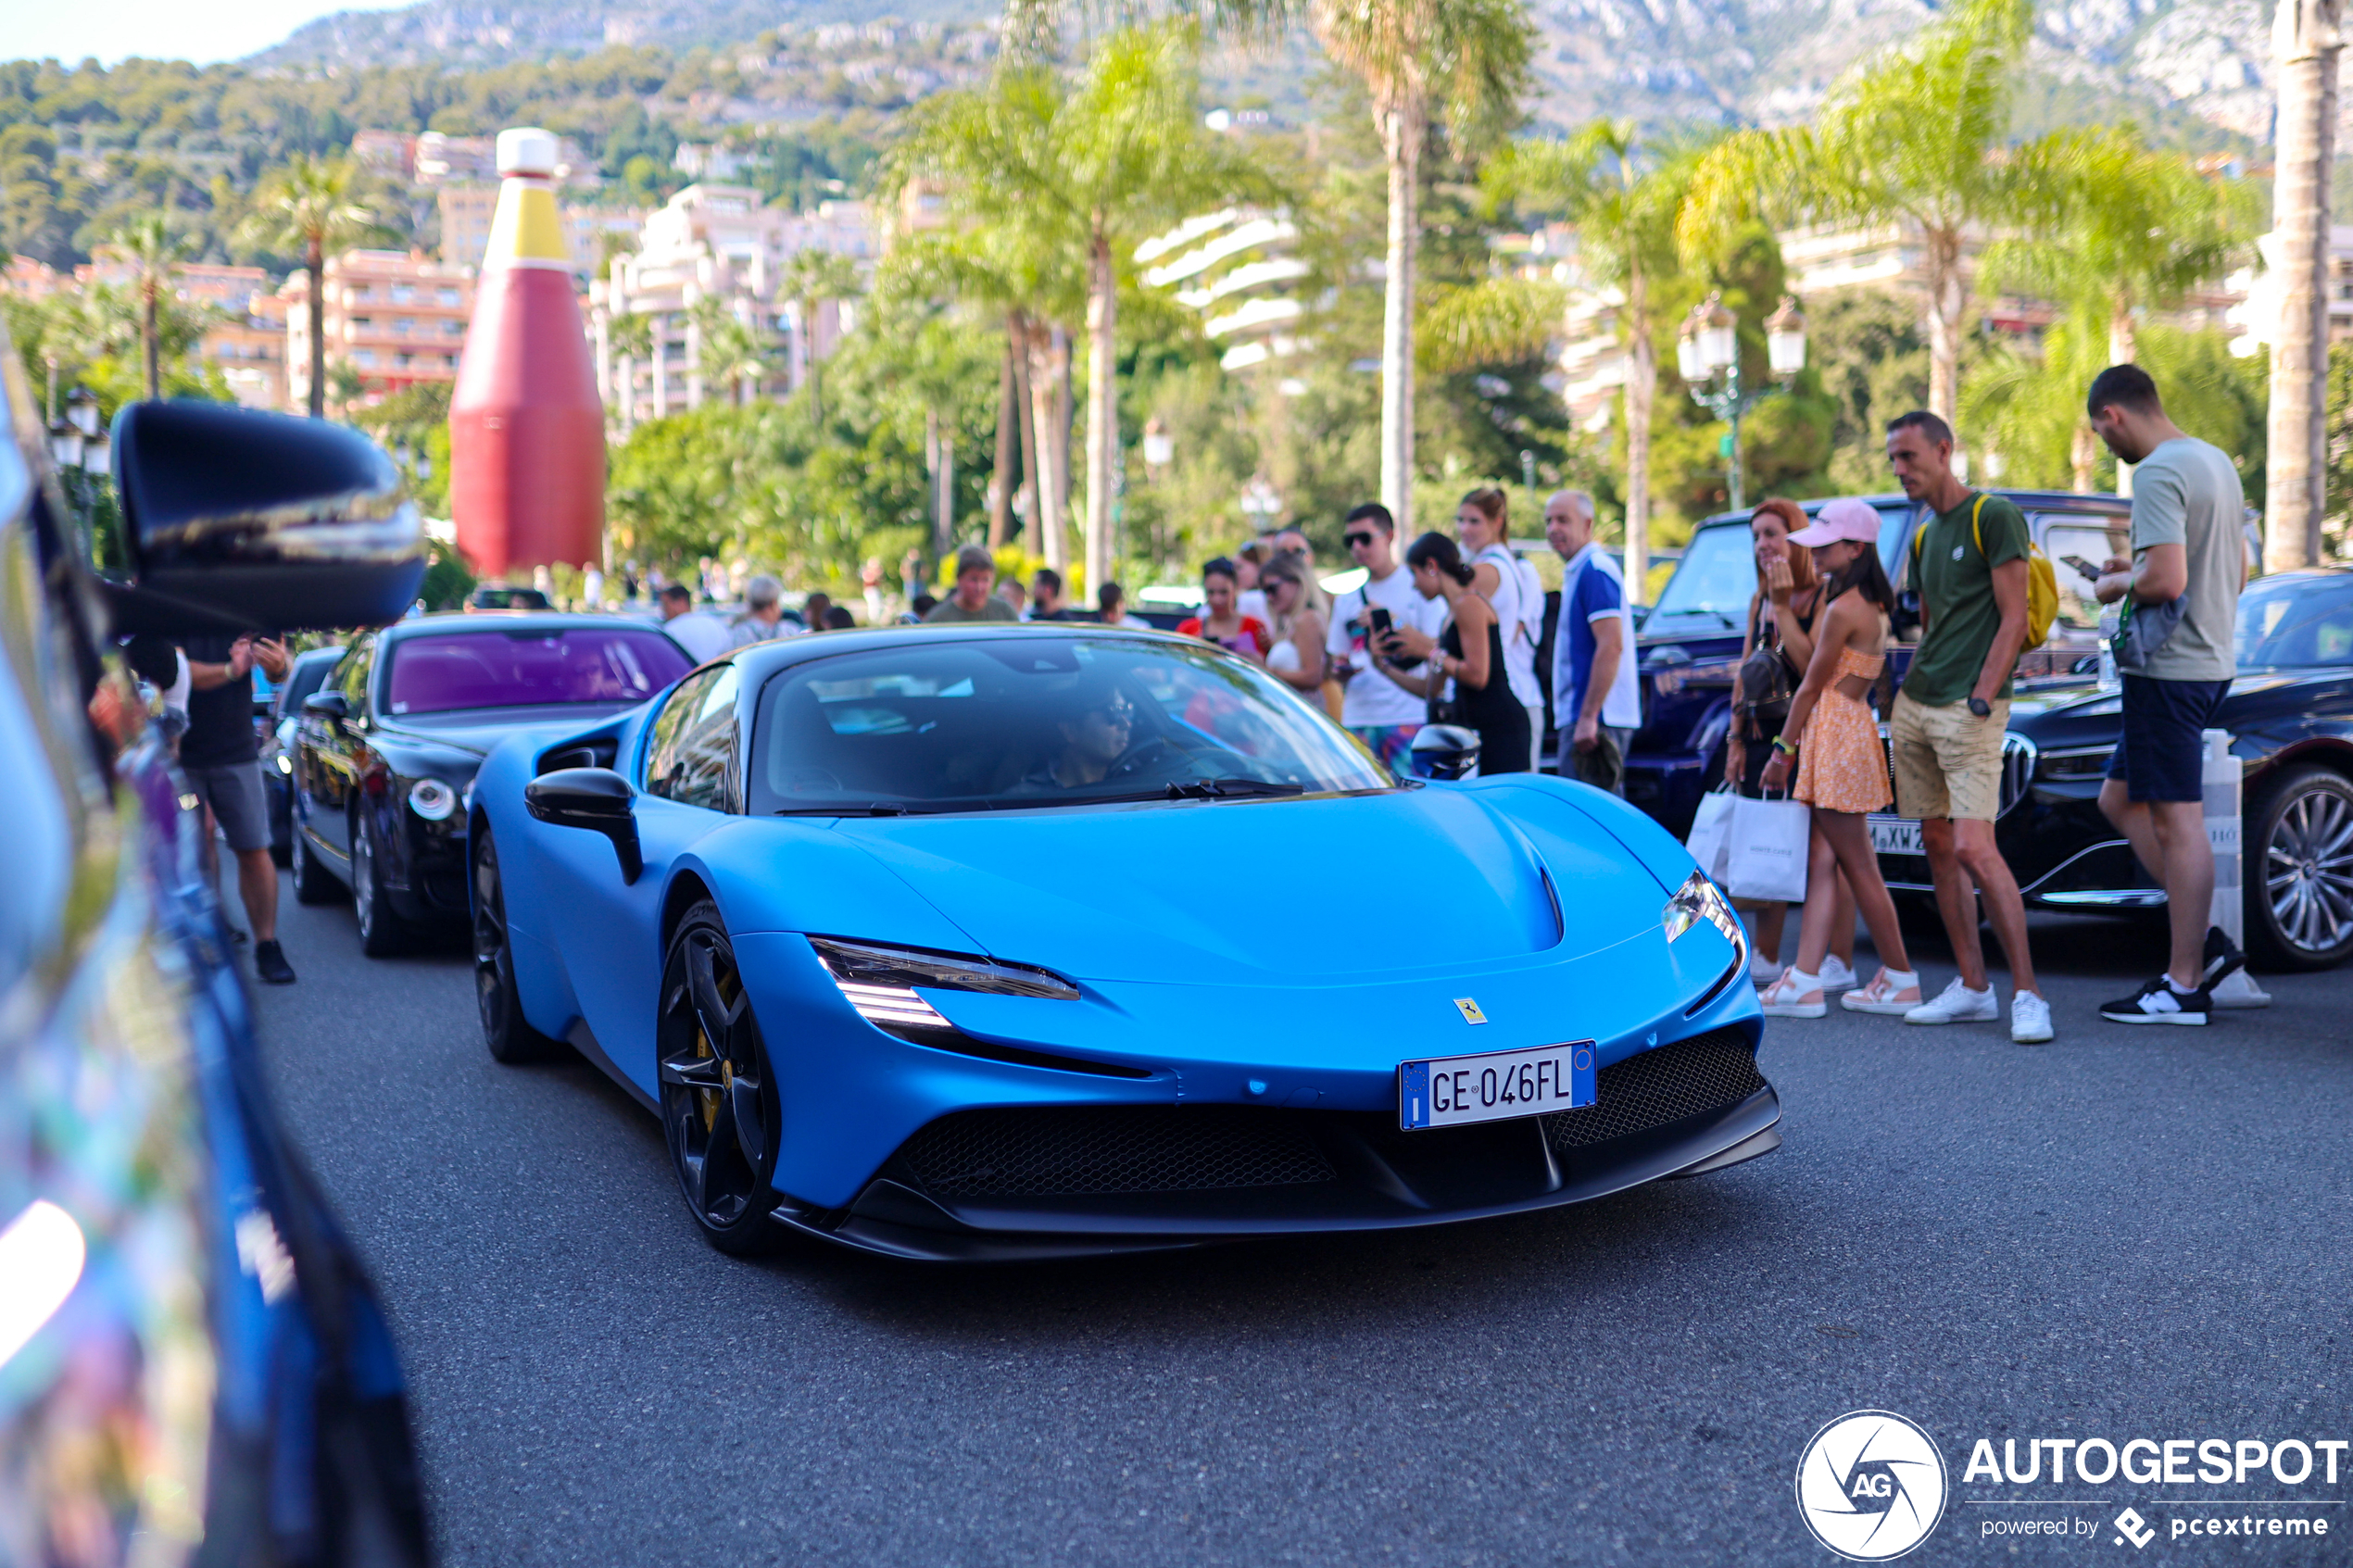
[1541, 1028, 1765, 1151]
[899, 1106, 1337, 1198]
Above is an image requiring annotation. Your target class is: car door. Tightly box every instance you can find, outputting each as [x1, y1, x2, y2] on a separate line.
[537, 662, 741, 1094]
[303, 633, 375, 861]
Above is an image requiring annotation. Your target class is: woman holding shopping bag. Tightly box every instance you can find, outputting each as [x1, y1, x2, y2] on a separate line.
[1727, 499, 1856, 990]
[1755, 499, 1920, 1019]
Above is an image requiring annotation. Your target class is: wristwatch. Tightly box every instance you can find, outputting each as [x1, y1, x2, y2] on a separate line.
[1967, 696, 1992, 718]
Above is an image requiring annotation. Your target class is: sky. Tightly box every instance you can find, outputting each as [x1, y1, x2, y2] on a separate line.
[6, 0, 412, 67]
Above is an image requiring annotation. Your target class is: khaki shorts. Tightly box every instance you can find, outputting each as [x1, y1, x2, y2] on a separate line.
[1889, 692, 2008, 822]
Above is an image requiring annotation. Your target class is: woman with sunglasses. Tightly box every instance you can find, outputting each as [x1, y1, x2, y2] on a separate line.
[1017, 677, 1140, 793]
[1260, 553, 1328, 699]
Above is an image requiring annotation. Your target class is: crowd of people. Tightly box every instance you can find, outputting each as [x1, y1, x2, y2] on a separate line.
[1741, 374, 2249, 1043]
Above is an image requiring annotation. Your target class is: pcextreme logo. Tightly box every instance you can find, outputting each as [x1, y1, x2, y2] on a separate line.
[1796, 1411, 1950, 1562]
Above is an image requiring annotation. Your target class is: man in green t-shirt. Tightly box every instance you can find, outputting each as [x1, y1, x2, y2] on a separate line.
[1883, 410, 2050, 1044]
[925, 546, 1020, 624]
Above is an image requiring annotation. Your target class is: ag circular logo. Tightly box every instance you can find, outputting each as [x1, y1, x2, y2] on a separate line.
[1794, 1410, 1948, 1561]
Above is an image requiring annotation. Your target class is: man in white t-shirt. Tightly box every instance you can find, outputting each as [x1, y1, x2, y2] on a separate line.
[1456, 490, 1547, 771]
[658, 583, 736, 663]
[1545, 490, 1642, 793]
[1324, 503, 1444, 771]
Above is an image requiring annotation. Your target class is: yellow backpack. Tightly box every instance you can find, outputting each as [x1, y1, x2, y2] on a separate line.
[1911, 494, 2059, 652]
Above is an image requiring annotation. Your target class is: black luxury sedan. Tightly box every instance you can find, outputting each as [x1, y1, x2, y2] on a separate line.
[0, 373, 434, 1557]
[1869, 569, 2353, 971]
[290, 612, 694, 953]
[262, 642, 346, 864]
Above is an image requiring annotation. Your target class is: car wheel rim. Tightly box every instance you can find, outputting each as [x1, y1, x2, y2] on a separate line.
[2265, 785, 2353, 956]
[354, 828, 374, 936]
[473, 841, 509, 1036]
[657, 928, 772, 1230]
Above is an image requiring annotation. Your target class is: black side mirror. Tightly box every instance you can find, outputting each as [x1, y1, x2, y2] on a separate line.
[303, 690, 349, 722]
[524, 768, 642, 883]
[1408, 723, 1483, 782]
[107, 401, 426, 634]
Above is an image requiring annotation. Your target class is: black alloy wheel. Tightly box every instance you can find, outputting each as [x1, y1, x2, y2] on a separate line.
[2247, 764, 2353, 972]
[289, 819, 342, 906]
[472, 827, 564, 1063]
[657, 901, 782, 1255]
[349, 808, 412, 958]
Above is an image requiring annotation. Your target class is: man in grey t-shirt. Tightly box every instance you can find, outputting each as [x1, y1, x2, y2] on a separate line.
[2085, 363, 2246, 1024]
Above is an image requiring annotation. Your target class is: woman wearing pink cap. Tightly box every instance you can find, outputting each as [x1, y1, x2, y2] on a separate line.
[1756, 499, 1921, 1018]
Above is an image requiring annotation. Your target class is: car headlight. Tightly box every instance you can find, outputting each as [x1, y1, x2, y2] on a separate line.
[1663, 870, 1743, 953]
[407, 777, 459, 821]
[809, 937, 1077, 1035]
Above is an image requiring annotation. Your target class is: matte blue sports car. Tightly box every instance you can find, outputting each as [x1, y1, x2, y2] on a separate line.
[466, 625, 1773, 1261]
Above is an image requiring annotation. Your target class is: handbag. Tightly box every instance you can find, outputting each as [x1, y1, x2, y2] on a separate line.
[2111, 593, 2186, 673]
[1684, 785, 1736, 883]
[1738, 637, 1797, 730]
[1726, 791, 1810, 904]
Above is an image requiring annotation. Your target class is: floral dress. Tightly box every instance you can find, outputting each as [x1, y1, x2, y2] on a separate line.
[1793, 643, 1890, 814]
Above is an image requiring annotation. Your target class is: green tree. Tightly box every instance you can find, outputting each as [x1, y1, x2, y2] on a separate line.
[1307, 0, 1532, 534]
[240, 156, 383, 418]
[108, 212, 201, 400]
[778, 247, 862, 427]
[1680, 0, 2052, 430]
[1488, 121, 1706, 596]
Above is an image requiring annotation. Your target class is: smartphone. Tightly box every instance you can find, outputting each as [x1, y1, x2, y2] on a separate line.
[1367, 607, 1393, 639]
[2061, 555, 2104, 581]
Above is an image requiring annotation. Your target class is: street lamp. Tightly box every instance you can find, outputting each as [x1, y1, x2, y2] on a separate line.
[1676, 292, 1807, 512]
[1142, 416, 1174, 476]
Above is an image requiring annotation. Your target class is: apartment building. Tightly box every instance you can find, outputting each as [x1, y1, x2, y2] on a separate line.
[281, 249, 475, 409]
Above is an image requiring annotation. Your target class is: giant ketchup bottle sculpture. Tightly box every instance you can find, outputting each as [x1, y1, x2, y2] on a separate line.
[450, 127, 603, 579]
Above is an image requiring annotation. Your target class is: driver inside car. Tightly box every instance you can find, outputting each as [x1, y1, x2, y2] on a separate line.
[1016, 676, 1139, 792]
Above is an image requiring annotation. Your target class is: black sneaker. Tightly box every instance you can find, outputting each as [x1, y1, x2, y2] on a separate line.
[2201, 926, 2246, 988]
[253, 940, 296, 985]
[2099, 976, 2208, 1025]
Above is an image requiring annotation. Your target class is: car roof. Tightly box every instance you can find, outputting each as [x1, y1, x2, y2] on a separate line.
[1689, 489, 2130, 530]
[376, 610, 686, 643]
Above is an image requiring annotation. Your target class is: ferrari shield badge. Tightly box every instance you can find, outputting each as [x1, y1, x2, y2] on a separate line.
[1453, 997, 1488, 1025]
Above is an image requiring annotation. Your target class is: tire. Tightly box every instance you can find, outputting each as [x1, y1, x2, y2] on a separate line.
[472, 827, 565, 1064]
[2245, 764, 2353, 972]
[656, 901, 782, 1256]
[350, 809, 414, 959]
[290, 819, 342, 906]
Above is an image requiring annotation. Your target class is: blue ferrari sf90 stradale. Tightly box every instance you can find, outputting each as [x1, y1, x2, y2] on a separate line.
[466, 625, 1772, 1261]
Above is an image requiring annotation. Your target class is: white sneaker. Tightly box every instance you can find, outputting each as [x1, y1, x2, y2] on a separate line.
[1816, 955, 1859, 993]
[1751, 957, 1784, 989]
[1758, 972, 1826, 1019]
[1904, 977, 1999, 1025]
[1841, 969, 1923, 1015]
[2010, 990, 2054, 1045]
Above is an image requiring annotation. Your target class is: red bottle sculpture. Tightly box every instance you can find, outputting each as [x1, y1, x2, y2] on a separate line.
[449, 127, 603, 579]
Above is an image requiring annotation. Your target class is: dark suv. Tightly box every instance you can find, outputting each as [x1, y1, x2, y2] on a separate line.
[1626, 490, 2130, 835]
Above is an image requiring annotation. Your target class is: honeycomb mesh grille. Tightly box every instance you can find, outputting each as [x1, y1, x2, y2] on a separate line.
[899, 1106, 1338, 1198]
[1541, 1029, 1765, 1151]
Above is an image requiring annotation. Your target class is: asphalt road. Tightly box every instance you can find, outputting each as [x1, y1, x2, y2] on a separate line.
[236, 873, 2353, 1566]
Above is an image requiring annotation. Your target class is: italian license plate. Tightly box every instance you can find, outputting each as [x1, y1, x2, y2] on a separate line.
[1399, 1041, 1595, 1130]
[1869, 814, 1923, 856]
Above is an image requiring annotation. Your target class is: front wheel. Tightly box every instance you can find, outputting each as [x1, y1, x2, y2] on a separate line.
[290, 818, 342, 906]
[472, 827, 565, 1064]
[351, 809, 413, 958]
[657, 902, 782, 1255]
[2246, 764, 2353, 971]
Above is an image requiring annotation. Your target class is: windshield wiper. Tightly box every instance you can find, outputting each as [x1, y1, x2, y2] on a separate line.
[1165, 777, 1306, 800]
[774, 802, 928, 817]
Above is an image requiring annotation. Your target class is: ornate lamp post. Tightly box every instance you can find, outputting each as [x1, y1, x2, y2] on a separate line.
[1677, 293, 1807, 512]
[1141, 416, 1174, 480]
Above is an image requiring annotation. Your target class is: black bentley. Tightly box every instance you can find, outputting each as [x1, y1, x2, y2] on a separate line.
[291, 612, 694, 953]
[1869, 569, 2353, 970]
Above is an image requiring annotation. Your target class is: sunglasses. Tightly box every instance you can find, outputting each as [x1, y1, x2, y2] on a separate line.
[1090, 703, 1135, 725]
[1344, 532, 1377, 547]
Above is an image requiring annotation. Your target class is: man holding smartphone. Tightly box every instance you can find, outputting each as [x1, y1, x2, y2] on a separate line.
[1324, 503, 1441, 770]
[182, 630, 296, 984]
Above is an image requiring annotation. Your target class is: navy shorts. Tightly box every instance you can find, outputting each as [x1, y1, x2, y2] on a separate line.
[2107, 675, 2228, 803]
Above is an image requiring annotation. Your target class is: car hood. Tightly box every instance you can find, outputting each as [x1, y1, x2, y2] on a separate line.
[827, 786, 1667, 985]
[373, 703, 643, 760]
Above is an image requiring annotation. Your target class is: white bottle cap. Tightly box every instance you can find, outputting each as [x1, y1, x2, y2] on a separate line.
[497, 127, 560, 179]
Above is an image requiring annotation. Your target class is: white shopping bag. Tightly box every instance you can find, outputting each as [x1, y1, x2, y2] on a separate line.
[1726, 793, 1810, 904]
[1684, 787, 1735, 883]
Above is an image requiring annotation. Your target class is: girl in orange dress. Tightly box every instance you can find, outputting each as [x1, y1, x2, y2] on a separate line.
[1756, 500, 1920, 1020]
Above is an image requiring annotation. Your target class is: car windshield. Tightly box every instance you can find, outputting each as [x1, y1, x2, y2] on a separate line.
[383, 627, 693, 716]
[1646, 525, 1754, 627]
[2235, 576, 2353, 670]
[749, 634, 1393, 814]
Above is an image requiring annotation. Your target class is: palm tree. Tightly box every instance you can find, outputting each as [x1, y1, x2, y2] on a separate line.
[1309, 0, 1532, 533]
[606, 309, 654, 432]
[110, 214, 198, 400]
[2268, 0, 2345, 571]
[891, 24, 1261, 588]
[688, 296, 769, 408]
[779, 248, 862, 427]
[1488, 122, 1703, 598]
[240, 156, 382, 419]
[1681, 0, 2044, 430]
